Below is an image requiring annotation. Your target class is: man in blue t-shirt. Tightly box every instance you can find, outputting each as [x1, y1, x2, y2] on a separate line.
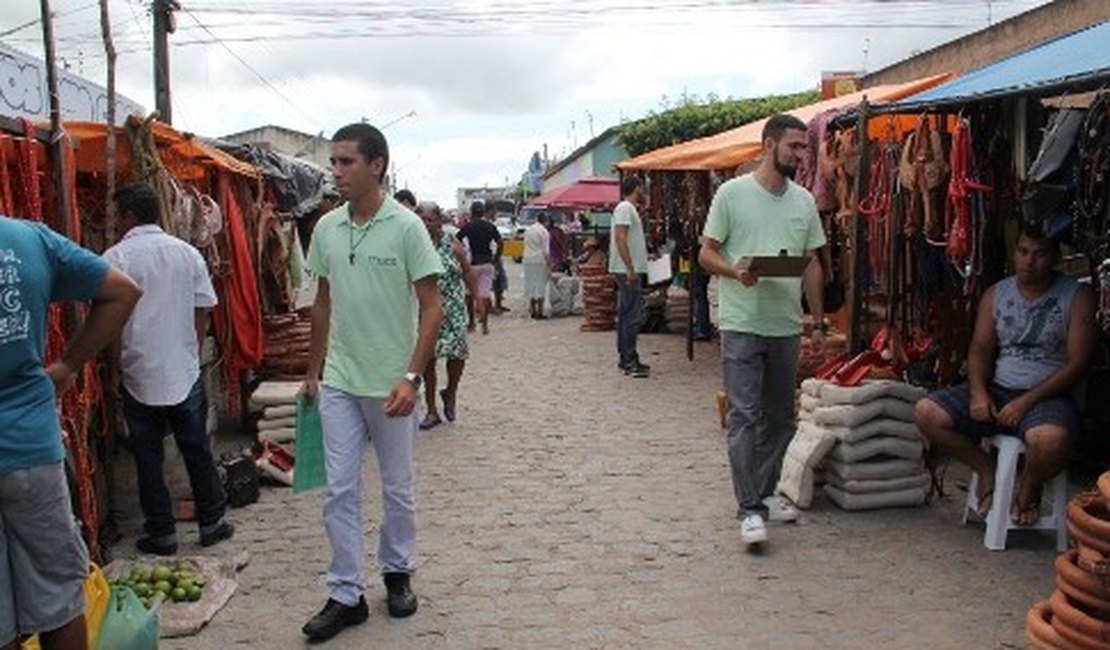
[0, 215, 140, 650]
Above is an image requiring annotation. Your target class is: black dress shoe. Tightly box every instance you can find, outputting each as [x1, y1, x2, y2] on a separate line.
[302, 597, 369, 642]
[384, 572, 418, 618]
[135, 536, 178, 556]
[199, 521, 235, 547]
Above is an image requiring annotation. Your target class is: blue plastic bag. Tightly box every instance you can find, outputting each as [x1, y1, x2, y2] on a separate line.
[95, 585, 159, 650]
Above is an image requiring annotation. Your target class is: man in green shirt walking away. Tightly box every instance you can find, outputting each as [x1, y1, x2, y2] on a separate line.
[300, 123, 443, 643]
[699, 114, 827, 549]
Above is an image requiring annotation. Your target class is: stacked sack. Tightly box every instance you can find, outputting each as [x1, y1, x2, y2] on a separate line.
[1026, 472, 1110, 649]
[249, 381, 300, 444]
[247, 381, 303, 486]
[777, 378, 928, 510]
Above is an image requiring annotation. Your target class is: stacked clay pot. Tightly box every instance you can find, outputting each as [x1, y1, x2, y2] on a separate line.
[1027, 472, 1110, 649]
[578, 264, 616, 332]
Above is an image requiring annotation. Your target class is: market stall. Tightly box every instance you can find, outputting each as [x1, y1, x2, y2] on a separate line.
[614, 74, 952, 360]
[0, 113, 266, 561]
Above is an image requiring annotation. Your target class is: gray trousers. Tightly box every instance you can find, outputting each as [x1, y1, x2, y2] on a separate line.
[721, 331, 801, 517]
[320, 387, 417, 606]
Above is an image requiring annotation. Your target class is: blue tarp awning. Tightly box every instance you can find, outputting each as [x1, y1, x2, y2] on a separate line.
[877, 21, 1110, 113]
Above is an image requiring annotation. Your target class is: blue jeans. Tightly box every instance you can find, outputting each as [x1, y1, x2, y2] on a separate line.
[123, 378, 226, 540]
[721, 332, 801, 517]
[691, 271, 711, 338]
[615, 274, 644, 366]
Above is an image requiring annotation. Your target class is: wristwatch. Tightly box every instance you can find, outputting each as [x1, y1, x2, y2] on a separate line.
[403, 372, 423, 390]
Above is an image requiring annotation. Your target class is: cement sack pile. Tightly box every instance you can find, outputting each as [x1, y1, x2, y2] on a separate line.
[247, 381, 302, 486]
[249, 381, 301, 444]
[779, 378, 929, 511]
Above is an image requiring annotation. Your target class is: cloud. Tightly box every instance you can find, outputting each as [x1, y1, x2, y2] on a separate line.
[1, 0, 1050, 206]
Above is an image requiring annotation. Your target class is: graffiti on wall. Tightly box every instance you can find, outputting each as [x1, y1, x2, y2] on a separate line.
[0, 42, 145, 123]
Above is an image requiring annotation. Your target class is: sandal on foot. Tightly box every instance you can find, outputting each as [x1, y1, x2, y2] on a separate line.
[974, 487, 994, 519]
[418, 414, 442, 431]
[1011, 491, 1042, 526]
[440, 390, 456, 422]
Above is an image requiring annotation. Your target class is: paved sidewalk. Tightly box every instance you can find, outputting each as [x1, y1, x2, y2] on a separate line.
[130, 295, 1057, 649]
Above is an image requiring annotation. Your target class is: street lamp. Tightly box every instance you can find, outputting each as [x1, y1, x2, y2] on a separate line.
[361, 110, 418, 130]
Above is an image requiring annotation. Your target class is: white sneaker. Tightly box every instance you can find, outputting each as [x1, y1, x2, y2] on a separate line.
[762, 495, 799, 523]
[740, 513, 768, 545]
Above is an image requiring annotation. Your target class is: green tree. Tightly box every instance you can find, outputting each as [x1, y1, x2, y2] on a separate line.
[618, 90, 820, 157]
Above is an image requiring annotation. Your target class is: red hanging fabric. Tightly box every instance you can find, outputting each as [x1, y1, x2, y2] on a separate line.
[15, 120, 42, 222]
[211, 179, 263, 411]
[0, 135, 14, 216]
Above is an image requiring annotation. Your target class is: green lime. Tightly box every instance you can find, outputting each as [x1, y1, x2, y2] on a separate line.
[171, 587, 188, 602]
[186, 585, 202, 602]
[135, 583, 151, 598]
[192, 575, 207, 587]
[153, 580, 172, 594]
[176, 578, 194, 592]
[152, 566, 173, 582]
[137, 568, 153, 583]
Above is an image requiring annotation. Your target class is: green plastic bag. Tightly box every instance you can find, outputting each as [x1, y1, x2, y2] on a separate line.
[294, 395, 328, 493]
[95, 585, 158, 650]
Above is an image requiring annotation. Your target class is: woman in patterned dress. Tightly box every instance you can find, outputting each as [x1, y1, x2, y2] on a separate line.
[417, 202, 476, 430]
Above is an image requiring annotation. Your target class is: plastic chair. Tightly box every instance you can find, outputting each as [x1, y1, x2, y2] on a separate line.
[963, 435, 1068, 551]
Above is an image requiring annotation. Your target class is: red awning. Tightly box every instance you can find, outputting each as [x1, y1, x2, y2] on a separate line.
[529, 177, 619, 210]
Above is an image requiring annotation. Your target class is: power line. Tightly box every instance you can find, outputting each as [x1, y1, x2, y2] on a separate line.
[177, 5, 325, 130]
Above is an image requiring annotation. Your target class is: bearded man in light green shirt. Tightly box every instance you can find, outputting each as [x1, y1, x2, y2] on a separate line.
[699, 114, 827, 550]
[300, 123, 443, 643]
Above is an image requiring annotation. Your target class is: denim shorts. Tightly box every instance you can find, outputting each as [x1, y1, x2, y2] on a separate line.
[925, 382, 1080, 443]
[0, 462, 88, 644]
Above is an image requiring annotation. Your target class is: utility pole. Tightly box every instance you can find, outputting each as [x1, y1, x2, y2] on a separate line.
[153, 0, 179, 123]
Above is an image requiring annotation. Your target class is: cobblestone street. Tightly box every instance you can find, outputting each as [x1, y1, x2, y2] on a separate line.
[122, 289, 1060, 649]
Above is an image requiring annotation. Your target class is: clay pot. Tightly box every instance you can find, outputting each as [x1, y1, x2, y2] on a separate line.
[1050, 589, 1110, 650]
[1068, 491, 1110, 556]
[1027, 599, 1084, 650]
[1055, 550, 1110, 614]
[1099, 472, 1110, 506]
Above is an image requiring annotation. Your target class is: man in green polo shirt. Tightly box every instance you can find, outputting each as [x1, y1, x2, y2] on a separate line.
[300, 123, 443, 643]
[699, 114, 827, 550]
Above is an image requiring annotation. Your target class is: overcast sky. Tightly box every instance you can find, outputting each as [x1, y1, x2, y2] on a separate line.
[4, 0, 1049, 207]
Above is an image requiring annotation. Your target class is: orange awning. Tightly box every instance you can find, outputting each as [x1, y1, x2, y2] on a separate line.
[63, 120, 260, 180]
[617, 73, 952, 173]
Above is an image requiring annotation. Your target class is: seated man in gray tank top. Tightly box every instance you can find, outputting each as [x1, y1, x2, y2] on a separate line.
[915, 225, 1096, 526]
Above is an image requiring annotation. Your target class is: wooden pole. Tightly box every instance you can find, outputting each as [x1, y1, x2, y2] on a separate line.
[153, 0, 177, 124]
[39, 0, 73, 240]
[99, 0, 118, 242]
[848, 98, 872, 354]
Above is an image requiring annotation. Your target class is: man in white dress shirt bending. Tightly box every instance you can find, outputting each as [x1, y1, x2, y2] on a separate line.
[104, 183, 233, 556]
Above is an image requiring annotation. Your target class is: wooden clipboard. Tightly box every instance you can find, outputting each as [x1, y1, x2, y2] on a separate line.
[736, 255, 811, 277]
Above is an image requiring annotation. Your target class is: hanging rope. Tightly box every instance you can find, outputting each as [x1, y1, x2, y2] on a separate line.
[945, 117, 992, 294]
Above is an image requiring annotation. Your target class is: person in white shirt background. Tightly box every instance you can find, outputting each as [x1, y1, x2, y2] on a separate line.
[522, 212, 551, 319]
[103, 182, 234, 556]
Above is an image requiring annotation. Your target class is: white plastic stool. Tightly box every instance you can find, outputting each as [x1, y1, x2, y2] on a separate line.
[962, 435, 1068, 551]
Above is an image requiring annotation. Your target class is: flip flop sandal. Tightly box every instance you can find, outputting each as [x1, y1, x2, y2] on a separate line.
[419, 414, 442, 431]
[974, 487, 995, 519]
[440, 390, 456, 422]
[1011, 490, 1042, 526]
